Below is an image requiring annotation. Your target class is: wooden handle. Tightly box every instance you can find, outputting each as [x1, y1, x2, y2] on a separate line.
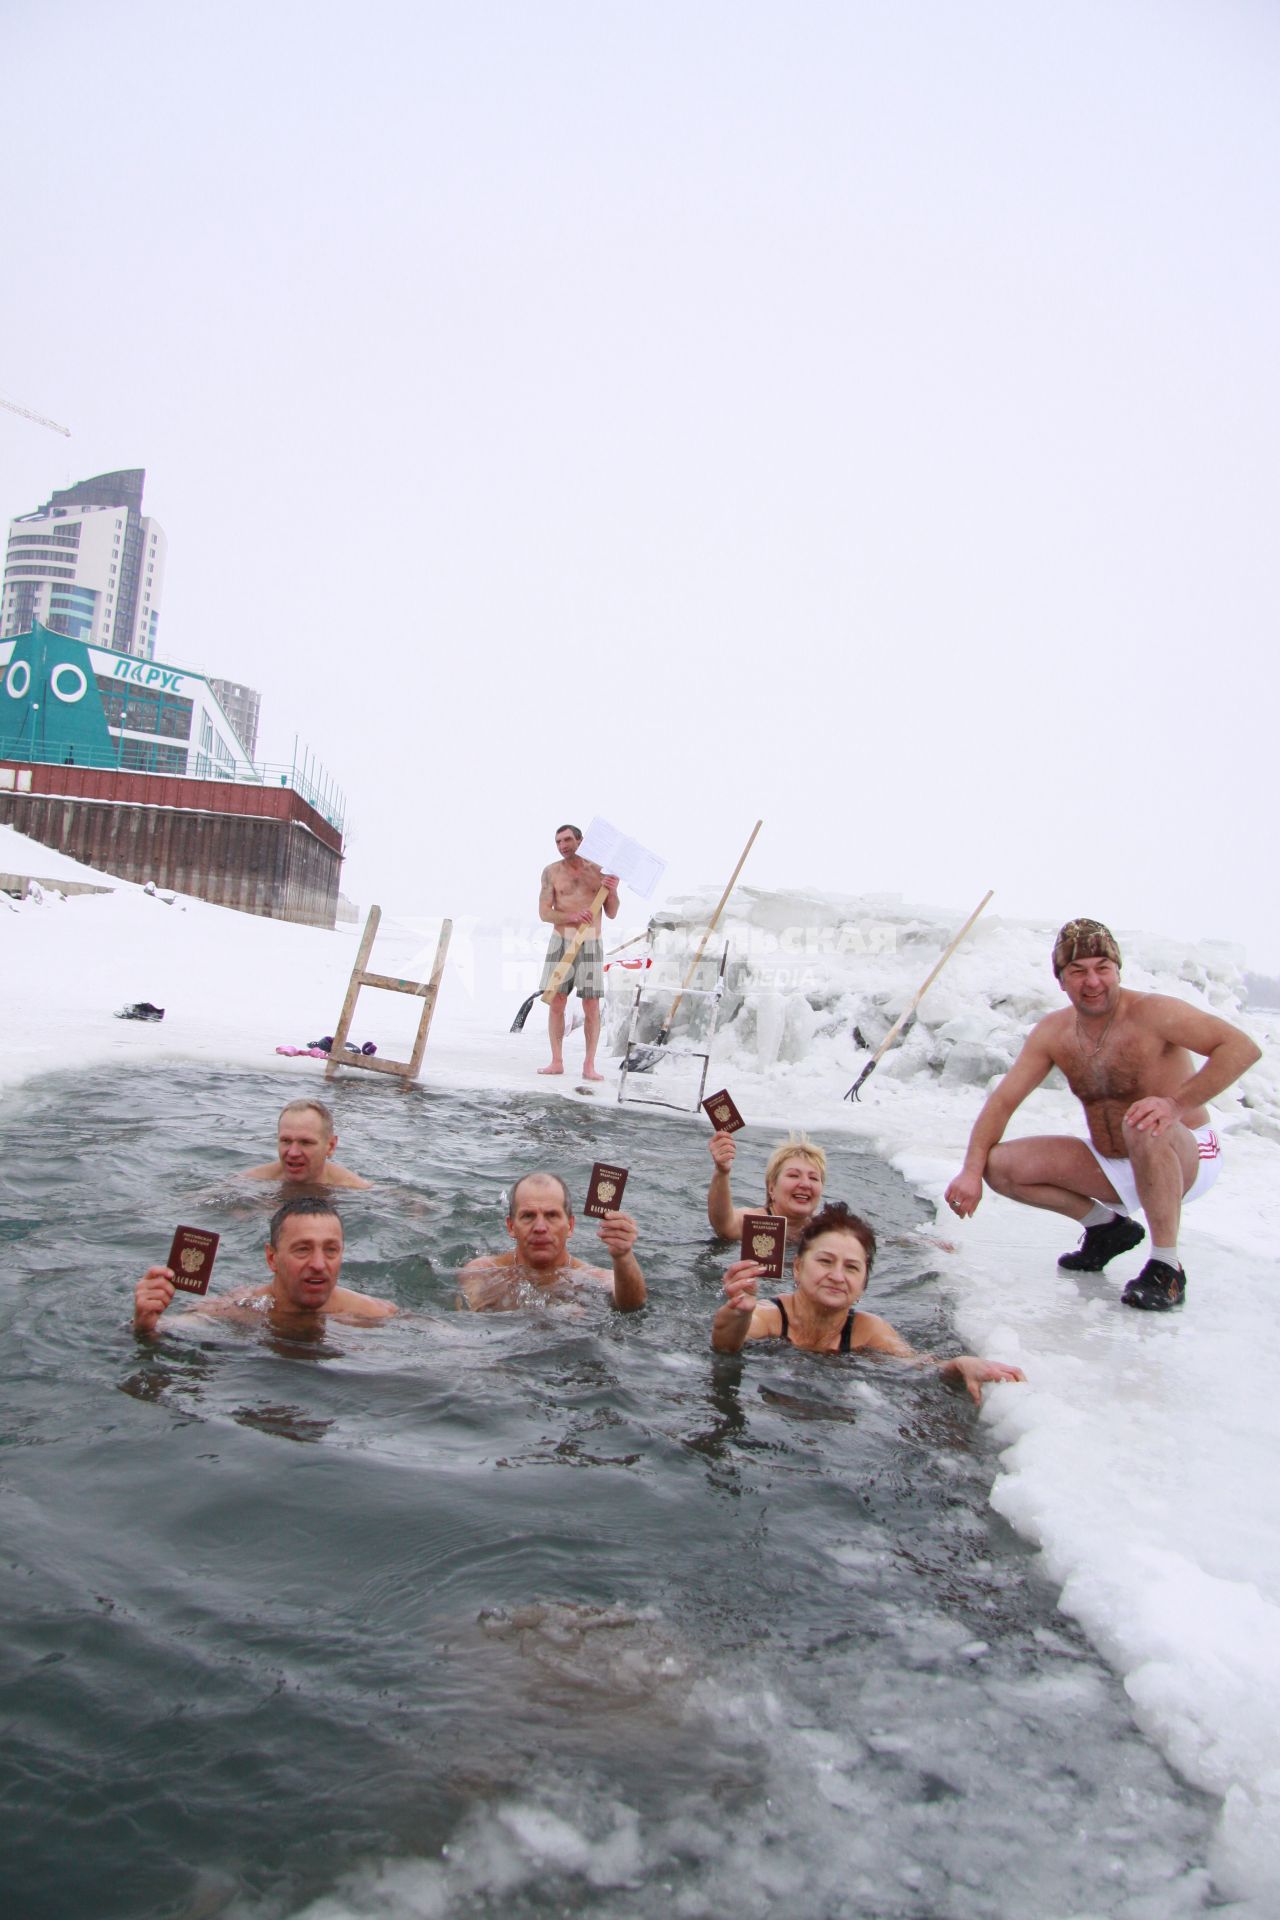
[659, 820, 762, 1040]
[540, 885, 608, 1003]
[867, 890, 994, 1069]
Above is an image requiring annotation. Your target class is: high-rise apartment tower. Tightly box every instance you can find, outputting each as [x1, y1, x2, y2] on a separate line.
[2, 469, 166, 660]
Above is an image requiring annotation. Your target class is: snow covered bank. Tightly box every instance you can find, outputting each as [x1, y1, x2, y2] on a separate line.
[3, 827, 1279, 1903]
[651, 884, 1280, 1904]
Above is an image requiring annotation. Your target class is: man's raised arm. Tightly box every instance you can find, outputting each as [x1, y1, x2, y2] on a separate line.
[596, 1211, 646, 1311]
[1126, 1001, 1262, 1137]
[945, 1028, 1055, 1218]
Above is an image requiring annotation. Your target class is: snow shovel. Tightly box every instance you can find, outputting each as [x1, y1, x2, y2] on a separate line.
[623, 820, 762, 1073]
[510, 927, 647, 1032]
[843, 889, 993, 1100]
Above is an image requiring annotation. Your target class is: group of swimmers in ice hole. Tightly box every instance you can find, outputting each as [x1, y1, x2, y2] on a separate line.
[132, 1096, 1025, 1405]
[133, 909, 1265, 1407]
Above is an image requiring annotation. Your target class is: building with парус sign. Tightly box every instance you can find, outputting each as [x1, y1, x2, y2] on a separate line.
[0, 623, 345, 927]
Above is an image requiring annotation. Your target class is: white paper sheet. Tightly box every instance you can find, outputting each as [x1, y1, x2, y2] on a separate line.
[577, 816, 667, 899]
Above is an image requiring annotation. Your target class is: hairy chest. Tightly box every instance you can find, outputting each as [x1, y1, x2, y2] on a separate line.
[1059, 1027, 1164, 1103]
[550, 861, 600, 909]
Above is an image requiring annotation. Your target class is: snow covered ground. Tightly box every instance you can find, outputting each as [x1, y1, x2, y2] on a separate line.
[3, 821, 1279, 1905]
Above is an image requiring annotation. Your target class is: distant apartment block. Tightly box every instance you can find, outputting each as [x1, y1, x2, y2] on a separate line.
[2, 469, 167, 660]
[207, 677, 261, 760]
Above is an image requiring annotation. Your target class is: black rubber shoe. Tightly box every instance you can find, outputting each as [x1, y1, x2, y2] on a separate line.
[1058, 1215, 1146, 1272]
[1121, 1258, 1186, 1311]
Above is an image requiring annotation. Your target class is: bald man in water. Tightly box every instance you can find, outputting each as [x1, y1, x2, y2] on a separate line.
[458, 1172, 646, 1312]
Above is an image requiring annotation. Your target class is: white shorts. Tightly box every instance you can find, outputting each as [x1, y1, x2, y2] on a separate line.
[1084, 1122, 1223, 1214]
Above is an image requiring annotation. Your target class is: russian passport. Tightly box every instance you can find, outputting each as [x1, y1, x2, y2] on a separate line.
[166, 1226, 220, 1295]
[740, 1212, 786, 1280]
[584, 1163, 629, 1219]
[702, 1088, 745, 1134]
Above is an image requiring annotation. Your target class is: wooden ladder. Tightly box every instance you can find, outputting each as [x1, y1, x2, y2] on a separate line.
[324, 905, 452, 1089]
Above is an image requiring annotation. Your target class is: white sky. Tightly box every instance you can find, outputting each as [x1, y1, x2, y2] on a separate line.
[4, 1, 1279, 966]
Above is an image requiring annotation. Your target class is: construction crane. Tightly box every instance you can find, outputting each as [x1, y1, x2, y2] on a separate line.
[0, 393, 71, 437]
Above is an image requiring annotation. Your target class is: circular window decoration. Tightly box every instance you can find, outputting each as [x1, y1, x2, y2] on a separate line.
[6, 660, 31, 699]
[50, 663, 88, 703]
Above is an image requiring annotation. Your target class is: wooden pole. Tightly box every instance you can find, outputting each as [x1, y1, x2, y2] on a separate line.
[402, 918, 453, 1085]
[325, 907, 381, 1078]
[540, 885, 608, 1004]
[844, 889, 995, 1101]
[655, 819, 762, 1045]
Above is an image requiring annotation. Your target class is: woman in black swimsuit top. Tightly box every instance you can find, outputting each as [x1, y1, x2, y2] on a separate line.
[711, 1202, 1026, 1404]
[771, 1294, 858, 1352]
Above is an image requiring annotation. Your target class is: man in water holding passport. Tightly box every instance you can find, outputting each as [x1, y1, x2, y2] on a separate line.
[459, 1171, 646, 1312]
[133, 1197, 395, 1334]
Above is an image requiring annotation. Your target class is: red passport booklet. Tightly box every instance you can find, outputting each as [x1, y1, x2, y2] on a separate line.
[740, 1212, 786, 1280]
[584, 1163, 629, 1219]
[167, 1226, 219, 1295]
[702, 1088, 745, 1134]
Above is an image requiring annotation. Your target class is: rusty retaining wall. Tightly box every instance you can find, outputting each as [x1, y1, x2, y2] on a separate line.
[0, 762, 343, 927]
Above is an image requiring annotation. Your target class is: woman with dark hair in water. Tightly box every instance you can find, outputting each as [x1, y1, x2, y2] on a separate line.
[711, 1201, 1024, 1404]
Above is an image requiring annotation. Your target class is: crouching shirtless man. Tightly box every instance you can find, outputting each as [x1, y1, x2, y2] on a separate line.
[133, 1197, 395, 1335]
[459, 1172, 646, 1312]
[944, 918, 1261, 1311]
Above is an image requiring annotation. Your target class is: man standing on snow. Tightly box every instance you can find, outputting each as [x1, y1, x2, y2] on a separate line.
[943, 918, 1260, 1311]
[536, 824, 620, 1083]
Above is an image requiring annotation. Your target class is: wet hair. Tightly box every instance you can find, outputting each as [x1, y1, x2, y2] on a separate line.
[268, 1195, 344, 1247]
[508, 1172, 573, 1217]
[795, 1202, 876, 1275]
[764, 1135, 827, 1199]
[1052, 918, 1121, 980]
[555, 823, 583, 842]
[279, 1098, 335, 1133]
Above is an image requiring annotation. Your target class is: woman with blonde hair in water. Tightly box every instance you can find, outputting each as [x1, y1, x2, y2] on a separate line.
[706, 1131, 826, 1246]
[711, 1201, 1025, 1404]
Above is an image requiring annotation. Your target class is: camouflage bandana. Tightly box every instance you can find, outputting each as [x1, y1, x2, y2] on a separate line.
[1052, 918, 1122, 979]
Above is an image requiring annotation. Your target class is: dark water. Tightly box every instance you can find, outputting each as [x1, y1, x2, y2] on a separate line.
[0, 1067, 1220, 1919]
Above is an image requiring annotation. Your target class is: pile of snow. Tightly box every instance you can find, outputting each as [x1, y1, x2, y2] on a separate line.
[641, 885, 1280, 1902]
[3, 826, 1279, 1903]
[645, 883, 1278, 1134]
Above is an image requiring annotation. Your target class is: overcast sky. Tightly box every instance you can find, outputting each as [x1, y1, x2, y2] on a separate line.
[4, 2, 1278, 967]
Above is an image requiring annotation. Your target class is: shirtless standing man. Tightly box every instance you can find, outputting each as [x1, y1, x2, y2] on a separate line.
[133, 1197, 395, 1335]
[458, 1172, 646, 1312]
[538, 824, 620, 1082]
[242, 1100, 371, 1189]
[944, 919, 1261, 1310]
